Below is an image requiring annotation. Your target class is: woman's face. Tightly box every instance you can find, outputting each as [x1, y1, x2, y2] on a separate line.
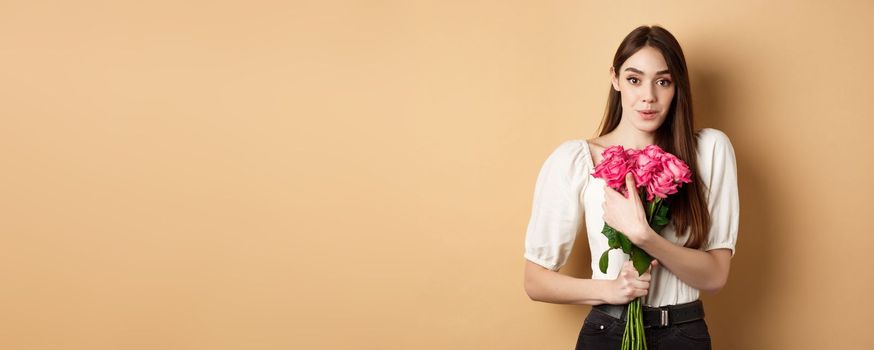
[610, 46, 675, 133]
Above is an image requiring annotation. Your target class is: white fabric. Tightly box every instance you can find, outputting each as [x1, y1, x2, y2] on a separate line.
[523, 128, 740, 307]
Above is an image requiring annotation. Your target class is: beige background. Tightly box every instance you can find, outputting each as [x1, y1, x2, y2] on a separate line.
[1, 1, 873, 349]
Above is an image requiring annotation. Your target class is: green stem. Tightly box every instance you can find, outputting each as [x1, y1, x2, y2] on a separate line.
[620, 298, 648, 350]
[646, 197, 660, 222]
[620, 188, 658, 349]
[638, 299, 643, 349]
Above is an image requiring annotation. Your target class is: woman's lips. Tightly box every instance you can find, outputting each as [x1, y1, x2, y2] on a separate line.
[638, 110, 658, 120]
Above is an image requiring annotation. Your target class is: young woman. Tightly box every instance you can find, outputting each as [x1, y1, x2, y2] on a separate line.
[522, 25, 739, 350]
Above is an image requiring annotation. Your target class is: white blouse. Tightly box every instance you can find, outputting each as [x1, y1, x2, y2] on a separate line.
[523, 128, 739, 307]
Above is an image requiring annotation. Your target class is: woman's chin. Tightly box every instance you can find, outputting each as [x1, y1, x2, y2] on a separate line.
[632, 120, 664, 133]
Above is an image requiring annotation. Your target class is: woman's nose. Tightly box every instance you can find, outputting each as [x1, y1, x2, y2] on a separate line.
[641, 86, 656, 103]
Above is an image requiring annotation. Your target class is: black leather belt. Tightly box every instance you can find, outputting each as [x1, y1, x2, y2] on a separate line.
[592, 300, 705, 328]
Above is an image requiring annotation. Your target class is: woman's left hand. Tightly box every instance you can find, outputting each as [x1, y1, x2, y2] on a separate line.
[603, 173, 652, 246]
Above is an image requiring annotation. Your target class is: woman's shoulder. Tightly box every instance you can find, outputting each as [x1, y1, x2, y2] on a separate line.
[695, 128, 738, 172]
[550, 138, 589, 157]
[695, 127, 734, 150]
[696, 127, 730, 141]
[542, 138, 593, 174]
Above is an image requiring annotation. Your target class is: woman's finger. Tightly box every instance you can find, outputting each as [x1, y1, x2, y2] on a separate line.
[632, 270, 648, 282]
[631, 279, 649, 290]
[645, 260, 658, 274]
[624, 173, 644, 206]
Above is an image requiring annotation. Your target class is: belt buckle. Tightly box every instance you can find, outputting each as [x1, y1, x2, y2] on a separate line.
[659, 309, 669, 327]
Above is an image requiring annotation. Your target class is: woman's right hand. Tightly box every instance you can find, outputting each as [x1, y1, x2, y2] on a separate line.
[603, 260, 658, 305]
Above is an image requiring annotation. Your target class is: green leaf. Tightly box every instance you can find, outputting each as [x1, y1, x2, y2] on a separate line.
[608, 235, 620, 249]
[618, 233, 632, 254]
[630, 247, 652, 275]
[601, 224, 615, 239]
[649, 204, 671, 234]
[602, 224, 622, 249]
[658, 204, 669, 218]
[599, 250, 610, 274]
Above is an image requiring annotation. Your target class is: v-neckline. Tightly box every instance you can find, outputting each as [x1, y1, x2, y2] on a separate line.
[583, 139, 602, 173]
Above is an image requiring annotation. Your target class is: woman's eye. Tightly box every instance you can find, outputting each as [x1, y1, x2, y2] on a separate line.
[658, 79, 672, 86]
[626, 77, 640, 84]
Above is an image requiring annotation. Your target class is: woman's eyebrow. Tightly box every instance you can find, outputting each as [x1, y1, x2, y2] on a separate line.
[624, 67, 671, 75]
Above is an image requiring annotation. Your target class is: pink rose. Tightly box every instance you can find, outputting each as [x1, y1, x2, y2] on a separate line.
[603, 145, 628, 160]
[647, 171, 679, 200]
[642, 144, 665, 161]
[629, 150, 660, 187]
[592, 143, 694, 201]
[592, 145, 632, 192]
[661, 153, 692, 184]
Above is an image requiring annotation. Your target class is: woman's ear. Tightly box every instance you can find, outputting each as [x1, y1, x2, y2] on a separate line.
[609, 66, 620, 92]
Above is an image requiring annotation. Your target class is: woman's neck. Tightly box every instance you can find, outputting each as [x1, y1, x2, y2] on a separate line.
[603, 124, 657, 150]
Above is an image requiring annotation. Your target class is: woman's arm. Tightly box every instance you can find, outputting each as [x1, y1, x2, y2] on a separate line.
[602, 173, 732, 293]
[524, 259, 656, 305]
[524, 261, 609, 305]
[635, 229, 732, 293]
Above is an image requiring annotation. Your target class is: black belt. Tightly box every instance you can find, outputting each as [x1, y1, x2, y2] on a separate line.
[592, 300, 705, 328]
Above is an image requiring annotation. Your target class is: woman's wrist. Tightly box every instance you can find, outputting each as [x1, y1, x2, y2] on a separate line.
[591, 279, 613, 305]
[631, 225, 658, 248]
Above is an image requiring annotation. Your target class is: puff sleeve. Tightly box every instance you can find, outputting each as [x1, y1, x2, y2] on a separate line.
[523, 140, 590, 271]
[698, 129, 740, 257]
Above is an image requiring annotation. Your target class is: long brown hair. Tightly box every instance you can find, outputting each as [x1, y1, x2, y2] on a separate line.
[596, 25, 710, 249]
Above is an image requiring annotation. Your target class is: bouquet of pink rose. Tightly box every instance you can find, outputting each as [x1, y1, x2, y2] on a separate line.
[592, 144, 692, 350]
